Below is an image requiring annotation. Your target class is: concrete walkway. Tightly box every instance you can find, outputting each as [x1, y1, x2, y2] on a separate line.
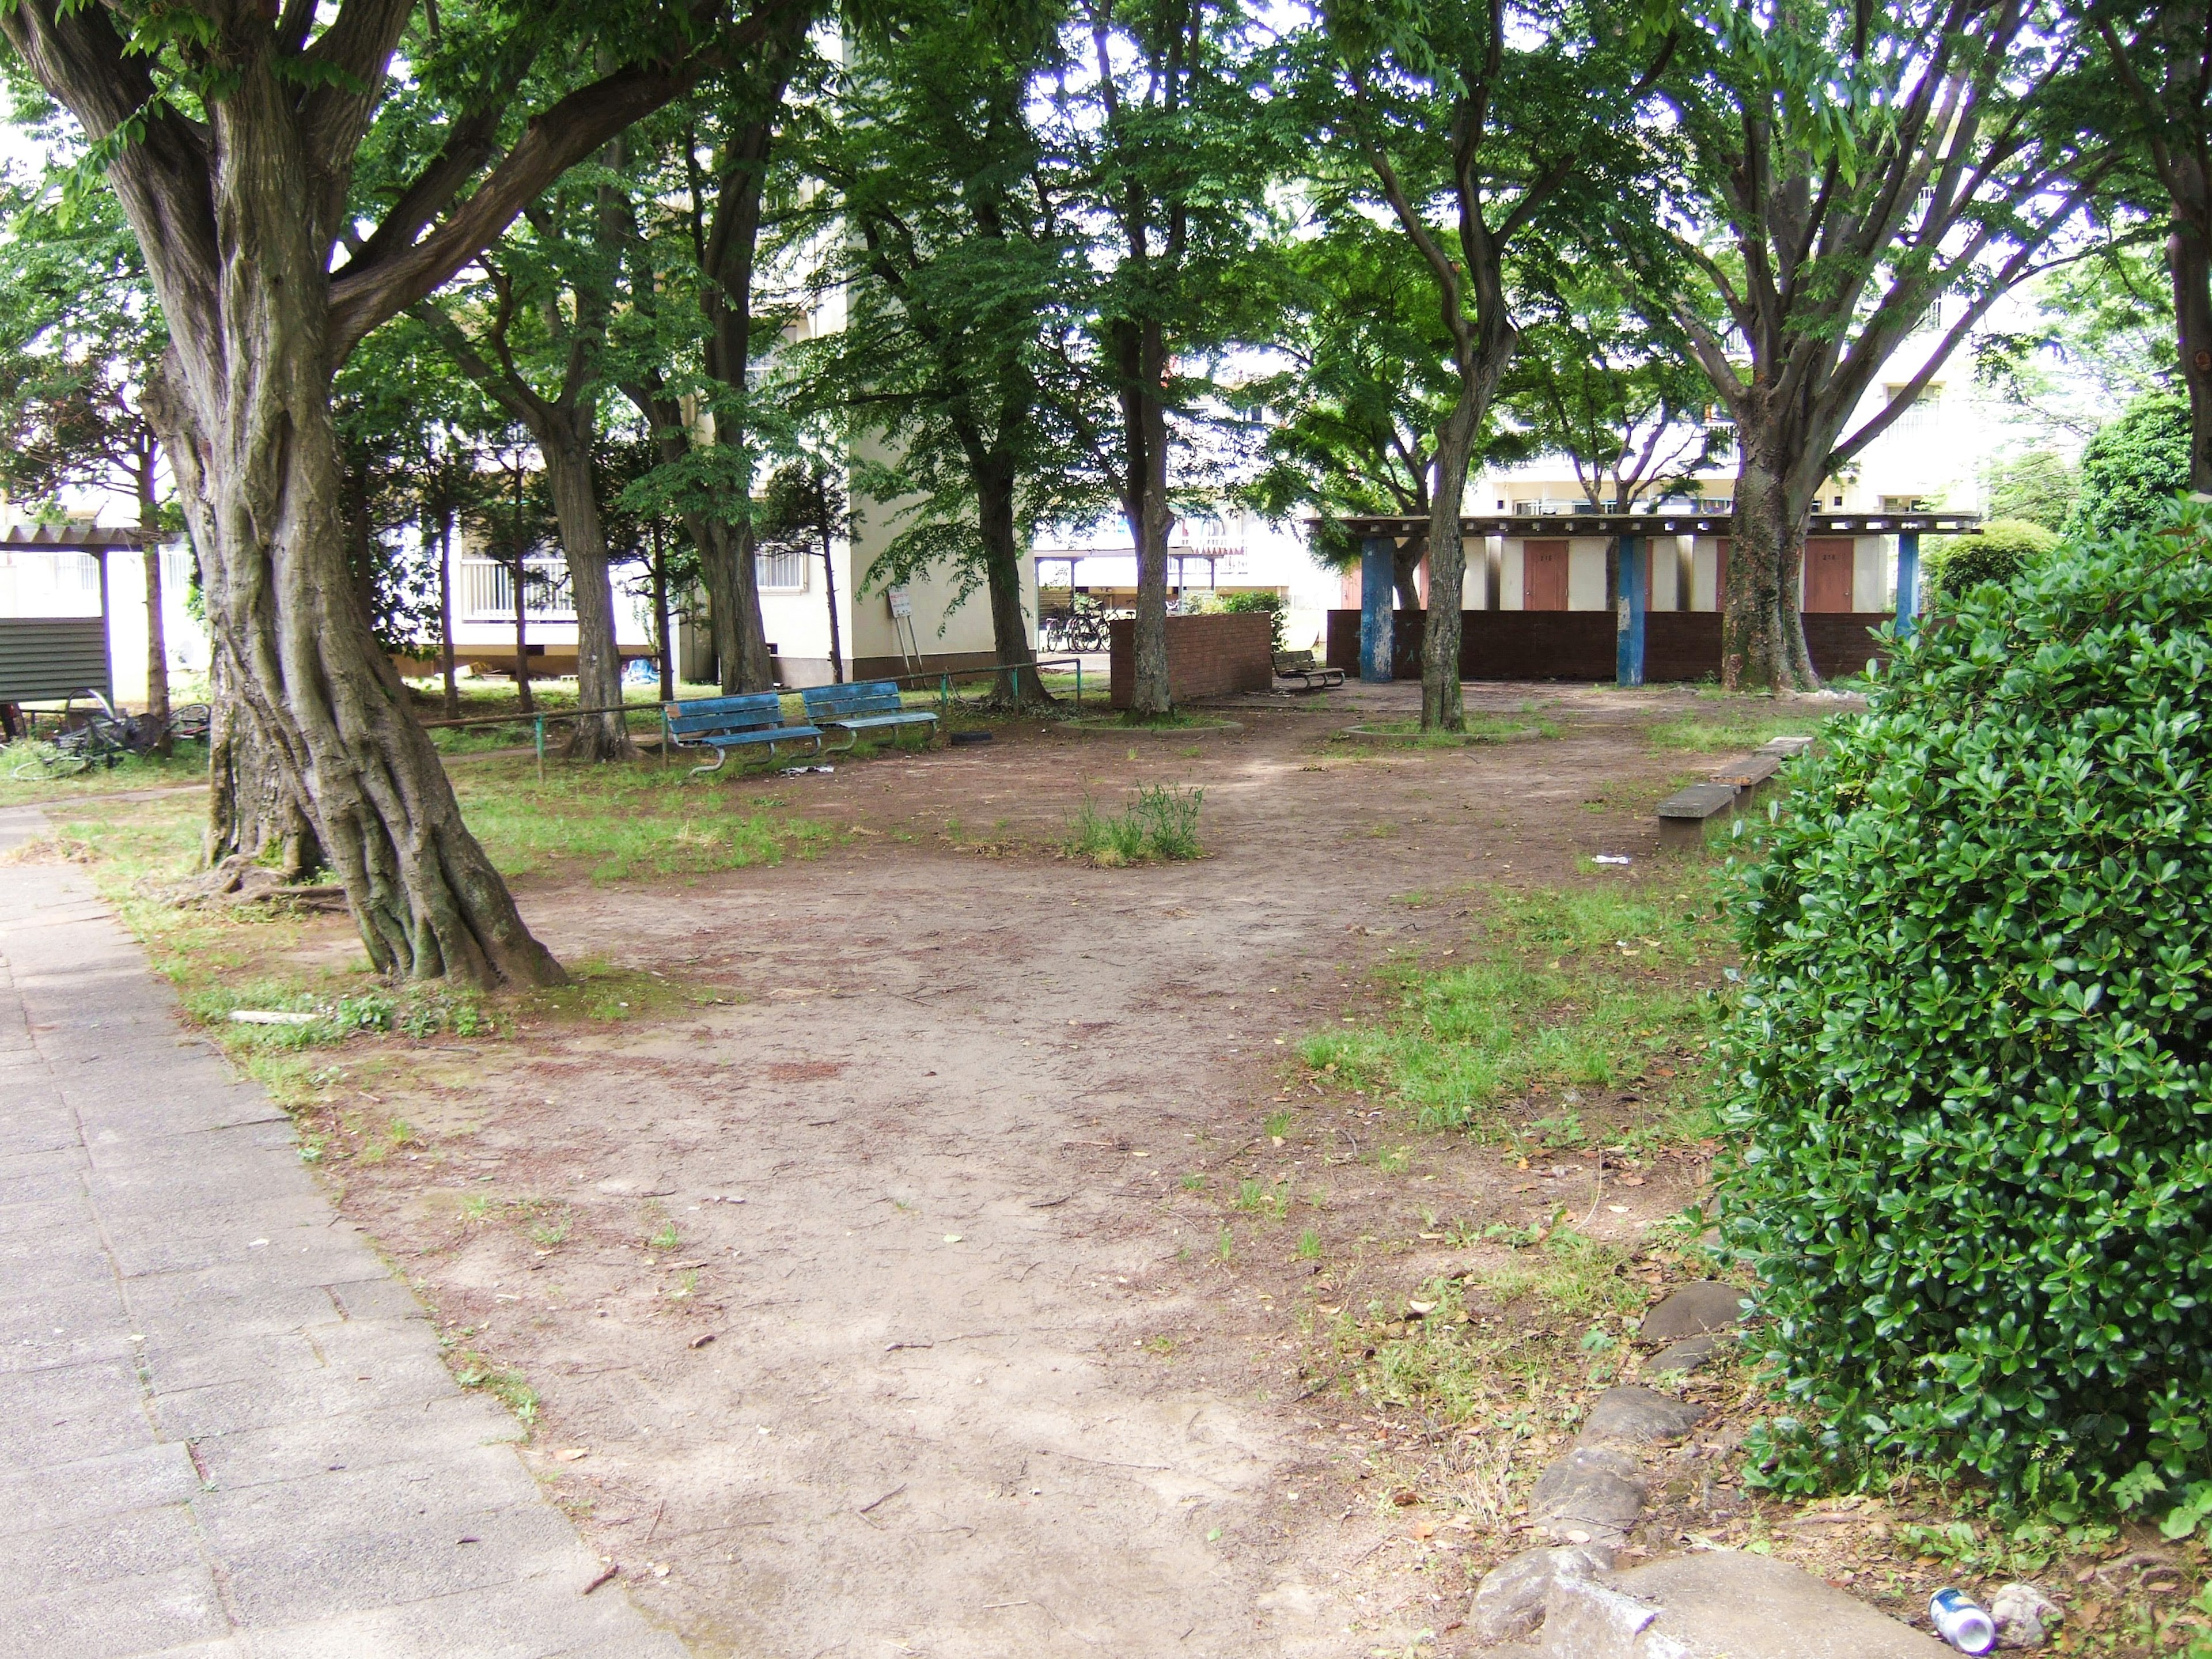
[0, 808, 684, 1658]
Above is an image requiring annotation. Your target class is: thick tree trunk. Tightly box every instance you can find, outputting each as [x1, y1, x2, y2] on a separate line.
[2171, 217, 2212, 496]
[203, 644, 321, 878]
[1421, 396, 1483, 730]
[540, 427, 632, 760]
[137, 469, 171, 755]
[977, 464, 1050, 709]
[1392, 534, 1426, 612]
[1722, 438, 1819, 691]
[160, 303, 559, 985]
[681, 512, 774, 694]
[436, 510, 459, 719]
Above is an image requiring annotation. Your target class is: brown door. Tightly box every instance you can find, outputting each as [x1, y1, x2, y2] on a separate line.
[1523, 539, 1569, 611]
[1803, 537, 1855, 612]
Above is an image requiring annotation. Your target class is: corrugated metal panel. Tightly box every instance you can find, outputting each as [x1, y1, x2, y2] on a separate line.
[0, 618, 111, 701]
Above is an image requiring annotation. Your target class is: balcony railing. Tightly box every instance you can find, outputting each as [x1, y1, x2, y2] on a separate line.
[459, 556, 573, 622]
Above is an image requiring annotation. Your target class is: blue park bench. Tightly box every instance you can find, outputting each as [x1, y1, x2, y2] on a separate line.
[799, 680, 941, 750]
[663, 693, 824, 775]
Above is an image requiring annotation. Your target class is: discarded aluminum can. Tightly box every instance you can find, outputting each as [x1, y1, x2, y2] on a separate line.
[1929, 1588, 1995, 1654]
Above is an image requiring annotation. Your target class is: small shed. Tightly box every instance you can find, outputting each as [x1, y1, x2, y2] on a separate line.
[0, 522, 156, 705]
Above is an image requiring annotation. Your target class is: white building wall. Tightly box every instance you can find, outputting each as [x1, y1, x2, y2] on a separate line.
[1566, 539, 1609, 610]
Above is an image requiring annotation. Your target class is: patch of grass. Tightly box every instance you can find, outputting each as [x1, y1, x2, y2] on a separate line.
[647, 1220, 681, 1252]
[0, 740, 210, 808]
[1335, 713, 1556, 749]
[1233, 1178, 1291, 1220]
[1296, 1228, 1322, 1260]
[1642, 710, 1832, 753]
[449, 1349, 540, 1423]
[1300, 877, 1728, 1137]
[449, 759, 836, 882]
[1263, 1109, 1293, 1138]
[1065, 783, 1204, 865]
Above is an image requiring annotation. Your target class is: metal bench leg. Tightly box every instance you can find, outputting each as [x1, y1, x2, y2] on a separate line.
[686, 746, 729, 779]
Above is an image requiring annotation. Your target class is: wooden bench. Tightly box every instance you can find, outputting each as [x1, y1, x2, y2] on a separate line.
[799, 680, 940, 749]
[1657, 734, 1817, 844]
[663, 693, 823, 775]
[1273, 649, 1345, 692]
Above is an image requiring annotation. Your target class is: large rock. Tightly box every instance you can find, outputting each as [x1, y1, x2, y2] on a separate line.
[1540, 1550, 1951, 1658]
[1640, 1282, 1751, 1343]
[1578, 1386, 1707, 1448]
[1471, 1546, 1613, 1644]
[1529, 1446, 1645, 1544]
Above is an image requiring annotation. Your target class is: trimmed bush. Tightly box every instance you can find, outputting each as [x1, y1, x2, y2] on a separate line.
[1718, 498, 2212, 1512]
[2067, 391, 2191, 541]
[1209, 589, 1288, 652]
[1924, 517, 2058, 604]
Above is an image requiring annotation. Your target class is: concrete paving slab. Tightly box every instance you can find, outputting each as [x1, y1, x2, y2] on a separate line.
[0, 831, 687, 1656]
[0, 1441, 199, 1538]
[189, 1391, 527, 1491]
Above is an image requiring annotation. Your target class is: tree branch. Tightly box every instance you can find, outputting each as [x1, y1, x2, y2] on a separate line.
[327, 0, 801, 361]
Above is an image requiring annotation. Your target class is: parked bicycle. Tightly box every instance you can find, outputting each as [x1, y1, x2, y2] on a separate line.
[6, 694, 214, 779]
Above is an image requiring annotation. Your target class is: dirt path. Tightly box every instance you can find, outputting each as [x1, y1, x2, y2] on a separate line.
[302, 684, 1744, 1657]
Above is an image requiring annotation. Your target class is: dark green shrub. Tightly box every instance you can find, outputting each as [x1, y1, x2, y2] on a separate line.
[1718, 498, 2212, 1514]
[1923, 517, 2058, 604]
[2067, 391, 2191, 541]
[1211, 589, 1287, 652]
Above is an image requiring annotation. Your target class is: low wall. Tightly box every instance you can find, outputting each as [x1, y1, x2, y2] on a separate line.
[1109, 612, 1274, 707]
[1324, 610, 1896, 683]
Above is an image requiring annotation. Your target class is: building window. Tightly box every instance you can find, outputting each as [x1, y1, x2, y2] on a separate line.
[1883, 384, 1942, 446]
[756, 546, 809, 593]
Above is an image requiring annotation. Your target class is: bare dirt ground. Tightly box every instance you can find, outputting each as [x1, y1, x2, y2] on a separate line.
[207, 682, 1763, 1657]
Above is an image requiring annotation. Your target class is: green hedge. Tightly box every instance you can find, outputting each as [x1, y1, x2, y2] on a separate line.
[1925, 517, 2058, 604]
[1718, 498, 2212, 1513]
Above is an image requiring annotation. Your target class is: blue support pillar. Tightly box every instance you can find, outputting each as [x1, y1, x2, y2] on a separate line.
[1896, 530, 1921, 638]
[1615, 533, 1646, 688]
[1359, 535, 1395, 682]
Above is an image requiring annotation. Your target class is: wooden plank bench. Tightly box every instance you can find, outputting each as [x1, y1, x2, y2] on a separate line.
[1274, 649, 1345, 692]
[664, 693, 823, 776]
[798, 680, 940, 749]
[1657, 734, 1817, 844]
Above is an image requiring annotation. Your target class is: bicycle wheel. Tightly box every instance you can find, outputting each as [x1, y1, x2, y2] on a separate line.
[9, 743, 91, 780]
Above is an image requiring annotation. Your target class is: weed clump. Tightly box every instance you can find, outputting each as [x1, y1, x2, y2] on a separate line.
[1066, 783, 1204, 865]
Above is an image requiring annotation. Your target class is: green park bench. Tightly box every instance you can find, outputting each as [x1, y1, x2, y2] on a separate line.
[799, 680, 941, 750]
[663, 693, 824, 776]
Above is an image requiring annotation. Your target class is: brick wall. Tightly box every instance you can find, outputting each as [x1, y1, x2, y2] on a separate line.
[1109, 612, 1275, 707]
[1325, 609, 1896, 682]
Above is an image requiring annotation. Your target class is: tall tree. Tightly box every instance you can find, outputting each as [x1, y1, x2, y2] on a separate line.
[0, 0, 803, 986]
[409, 157, 637, 760]
[1635, 0, 2112, 689]
[1049, 0, 1275, 714]
[0, 122, 176, 747]
[794, 1, 1092, 707]
[2086, 2, 2212, 494]
[611, 21, 814, 695]
[1309, 0, 1668, 729]
[1240, 220, 1459, 611]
